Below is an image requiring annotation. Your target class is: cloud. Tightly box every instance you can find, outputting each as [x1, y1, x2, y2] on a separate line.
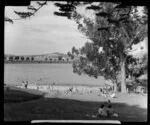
[5, 2, 88, 55]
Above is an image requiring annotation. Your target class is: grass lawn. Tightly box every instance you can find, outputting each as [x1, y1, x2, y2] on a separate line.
[4, 87, 147, 122]
[4, 86, 44, 103]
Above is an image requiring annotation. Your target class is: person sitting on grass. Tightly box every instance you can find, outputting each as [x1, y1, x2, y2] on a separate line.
[107, 104, 118, 118]
[98, 104, 108, 117]
[106, 100, 118, 118]
[97, 100, 118, 118]
[107, 104, 114, 117]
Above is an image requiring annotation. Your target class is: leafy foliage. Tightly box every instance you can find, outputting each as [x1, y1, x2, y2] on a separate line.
[5, 17, 13, 23]
[61, 2, 147, 92]
[14, 11, 33, 18]
[53, 2, 80, 19]
[37, 1, 47, 6]
[86, 5, 102, 10]
[27, 5, 38, 11]
[5, 1, 47, 22]
[67, 51, 74, 59]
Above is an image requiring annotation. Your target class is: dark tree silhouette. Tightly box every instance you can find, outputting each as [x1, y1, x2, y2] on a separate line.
[5, 1, 47, 23]
[58, 56, 62, 61]
[9, 56, 13, 61]
[26, 57, 30, 61]
[21, 56, 24, 61]
[45, 58, 48, 61]
[15, 56, 19, 61]
[31, 57, 34, 61]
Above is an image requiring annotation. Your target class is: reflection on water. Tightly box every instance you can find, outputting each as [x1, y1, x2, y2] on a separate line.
[4, 64, 105, 86]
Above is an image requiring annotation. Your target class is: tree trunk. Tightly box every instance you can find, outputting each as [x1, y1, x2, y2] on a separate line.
[112, 79, 118, 92]
[120, 59, 127, 93]
[114, 83, 117, 92]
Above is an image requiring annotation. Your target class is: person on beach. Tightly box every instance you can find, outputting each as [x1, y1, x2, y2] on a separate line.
[25, 81, 28, 88]
[99, 88, 103, 93]
[98, 88, 103, 96]
[110, 93, 116, 98]
[52, 82, 55, 91]
[102, 89, 107, 97]
[68, 87, 73, 93]
[21, 81, 25, 87]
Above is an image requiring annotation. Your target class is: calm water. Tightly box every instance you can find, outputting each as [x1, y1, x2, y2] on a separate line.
[4, 64, 105, 86]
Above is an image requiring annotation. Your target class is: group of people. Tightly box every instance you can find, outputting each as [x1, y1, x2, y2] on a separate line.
[22, 81, 28, 88]
[99, 86, 116, 98]
[65, 87, 92, 95]
[97, 99, 118, 118]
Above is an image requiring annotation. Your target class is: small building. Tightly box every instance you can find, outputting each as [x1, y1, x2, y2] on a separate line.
[135, 85, 146, 94]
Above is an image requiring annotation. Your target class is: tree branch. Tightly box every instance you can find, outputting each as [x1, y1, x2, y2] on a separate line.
[5, 1, 47, 23]
[125, 25, 147, 50]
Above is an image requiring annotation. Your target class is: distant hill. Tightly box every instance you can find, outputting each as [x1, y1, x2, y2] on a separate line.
[44, 52, 68, 57]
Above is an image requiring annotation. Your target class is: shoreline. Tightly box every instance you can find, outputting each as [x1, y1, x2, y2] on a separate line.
[15, 84, 105, 93]
[4, 61, 73, 64]
[8, 82, 107, 88]
[7, 81, 109, 88]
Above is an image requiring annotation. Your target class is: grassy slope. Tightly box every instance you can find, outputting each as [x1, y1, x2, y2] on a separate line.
[4, 87, 147, 122]
[4, 89, 43, 103]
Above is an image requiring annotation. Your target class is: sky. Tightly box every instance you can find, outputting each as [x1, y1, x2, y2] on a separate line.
[5, 1, 89, 55]
[5, 1, 147, 56]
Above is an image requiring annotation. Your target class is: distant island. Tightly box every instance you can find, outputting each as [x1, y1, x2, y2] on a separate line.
[4, 52, 73, 64]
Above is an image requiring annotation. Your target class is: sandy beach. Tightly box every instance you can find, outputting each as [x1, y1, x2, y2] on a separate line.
[43, 89, 147, 109]
[13, 83, 147, 109]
